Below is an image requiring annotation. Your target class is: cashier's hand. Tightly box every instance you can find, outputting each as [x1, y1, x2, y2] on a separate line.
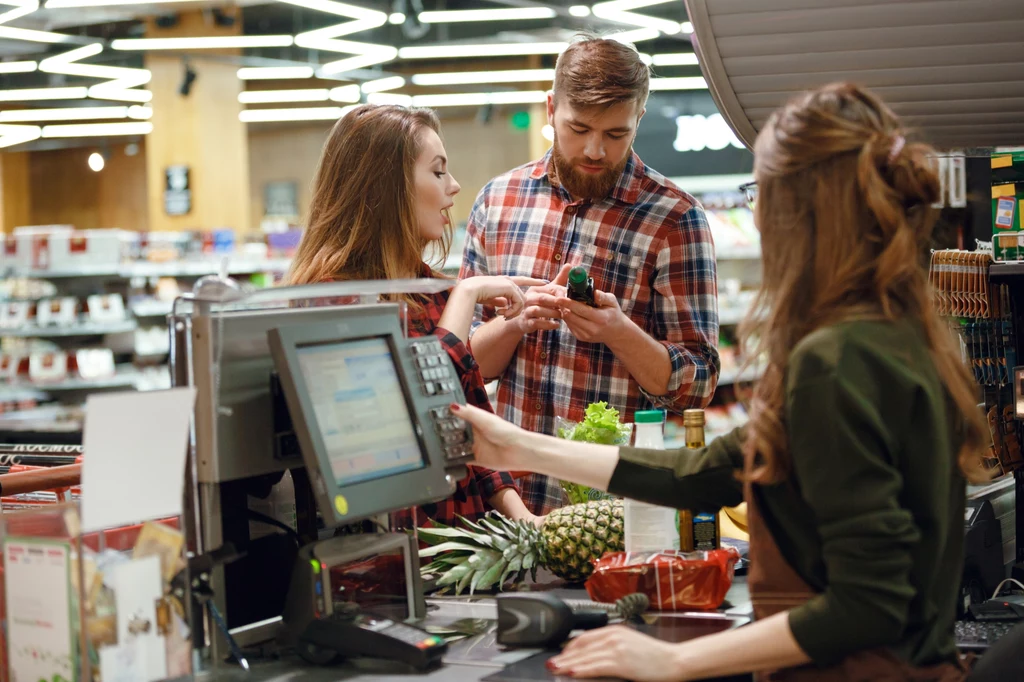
[548, 626, 687, 681]
[450, 403, 535, 474]
[555, 289, 628, 345]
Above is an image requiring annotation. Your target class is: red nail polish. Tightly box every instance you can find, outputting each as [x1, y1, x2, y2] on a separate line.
[545, 660, 556, 671]
[450, 403, 461, 412]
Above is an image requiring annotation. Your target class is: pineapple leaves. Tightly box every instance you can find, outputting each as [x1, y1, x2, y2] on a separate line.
[419, 542, 477, 558]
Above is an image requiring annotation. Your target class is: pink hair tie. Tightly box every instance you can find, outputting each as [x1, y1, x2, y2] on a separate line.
[888, 135, 906, 163]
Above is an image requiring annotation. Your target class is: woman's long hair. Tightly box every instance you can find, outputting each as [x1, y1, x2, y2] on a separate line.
[286, 104, 454, 303]
[741, 82, 987, 484]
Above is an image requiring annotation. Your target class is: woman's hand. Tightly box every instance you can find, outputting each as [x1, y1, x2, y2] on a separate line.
[451, 403, 537, 474]
[548, 626, 686, 681]
[457, 275, 547, 320]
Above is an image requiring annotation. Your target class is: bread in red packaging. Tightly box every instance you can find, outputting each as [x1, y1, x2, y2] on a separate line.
[584, 548, 740, 611]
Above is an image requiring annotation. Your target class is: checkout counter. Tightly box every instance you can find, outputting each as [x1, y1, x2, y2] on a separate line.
[168, 278, 752, 682]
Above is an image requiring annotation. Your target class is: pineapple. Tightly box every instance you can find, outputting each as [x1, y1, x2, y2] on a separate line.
[418, 499, 624, 594]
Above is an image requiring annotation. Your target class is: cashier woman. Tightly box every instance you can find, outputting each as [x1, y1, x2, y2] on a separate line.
[453, 82, 989, 681]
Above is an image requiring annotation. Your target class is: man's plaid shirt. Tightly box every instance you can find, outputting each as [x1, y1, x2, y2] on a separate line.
[461, 151, 720, 515]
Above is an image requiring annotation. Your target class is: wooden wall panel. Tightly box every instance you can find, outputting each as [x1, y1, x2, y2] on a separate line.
[247, 114, 533, 228]
[27, 144, 148, 230]
[0, 152, 31, 233]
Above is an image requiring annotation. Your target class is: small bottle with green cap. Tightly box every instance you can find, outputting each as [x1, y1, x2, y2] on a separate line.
[624, 409, 680, 551]
[566, 266, 596, 307]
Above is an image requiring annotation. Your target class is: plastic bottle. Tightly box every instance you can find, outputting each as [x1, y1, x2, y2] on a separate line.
[566, 266, 596, 307]
[623, 410, 680, 552]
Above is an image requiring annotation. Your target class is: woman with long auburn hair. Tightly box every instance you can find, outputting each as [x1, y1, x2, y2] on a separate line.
[289, 104, 545, 529]
[448, 83, 991, 680]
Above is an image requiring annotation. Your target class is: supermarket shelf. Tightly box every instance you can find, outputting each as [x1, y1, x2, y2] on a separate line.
[718, 365, 763, 386]
[3, 258, 292, 280]
[717, 246, 760, 261]
[2, 371, 138, 393]
[0, 386, 48, 403]
[989, 261, 1024, 281]
[0, 320, 138, 338]
[130, 300, 174, 317]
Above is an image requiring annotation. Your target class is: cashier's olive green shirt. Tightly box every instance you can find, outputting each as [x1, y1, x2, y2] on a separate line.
[609, 318, 965, 668]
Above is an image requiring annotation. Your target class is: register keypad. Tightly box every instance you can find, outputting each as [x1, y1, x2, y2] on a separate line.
[410, 339, 455, 397]
[429, 406, 473, 461]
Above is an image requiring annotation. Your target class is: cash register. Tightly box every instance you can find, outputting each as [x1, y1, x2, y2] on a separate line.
[267, 314, 474, 667]
[169, 283, 477, 670]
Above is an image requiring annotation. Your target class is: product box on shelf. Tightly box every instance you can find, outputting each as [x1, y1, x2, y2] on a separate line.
[75, 350, 116, 381]
[35, 298, 78, 327]
[992, 151, 1024, 261]
[2, 227, 129, 274]
[85, 295, 126, 323]
[28, 352, 69, 383]
[3, 226, 73, 272]
[0, 302, 30, 331]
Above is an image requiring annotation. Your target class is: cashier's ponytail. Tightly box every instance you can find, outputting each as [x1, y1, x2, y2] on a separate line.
[741, 82, 989, 484]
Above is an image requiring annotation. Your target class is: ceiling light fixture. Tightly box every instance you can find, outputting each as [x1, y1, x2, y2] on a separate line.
[0, 106, 129, 122]
[45, 0, 201, 6]
[239, 106, 355, 123]
[388, 12, 404, 24]
[237, 66, 315, 80]
[319, 47, 397, 76]
[593, 0, 680, 36]
[111, 36, 294, 50]
[328, 84, 360, 102]
[609, 27, 661, 43]
[568, 5, 590, 17]
[398, 42, 567, 59]
[40, 44, 152, 103]
[680, 21, 693, 34]
[283, 0, 392, 77]
[0, 124, 41, 149]
[126, 105, 151, 119]
[0, 60, 37, 74]
[411, 68, 554, 86]
[418, 8, 555, 23]
[0, 86, 88, 101]
[0, 0, 38, 25]
[410, 90, 548, 108]
[650, 76, 707, 90]
[651, 52, 698, 66]
[0, 25, 73, 43]
[238, 88, 329, 104]
[87, 151, 104, 171]
[360, 76, 404, 93]
[40, 121, 153, 137]
[366, 92, 412, 106]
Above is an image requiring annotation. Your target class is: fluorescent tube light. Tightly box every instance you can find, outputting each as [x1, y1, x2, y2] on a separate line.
[361, 76, 404, 93]
[608, 28, 661, 43]
[0, 26, 73, 43]
[41, 121, 153, 137]
[0, 0, 38, 24]
[398, 42, 567, 59]
[275, 0, 384, 21]
[0, 61, 37, 74]
[0, 106, 129, 122]
[238, 88, 329, 104]
[0, 87, 88, 101]
[127, 105, 151, 119]
[366, 92, 412, 106]
[0, 124, 42, 149]
[418, 8, 555, 23]
[411, 69, 554, 86]
[237, 66, 315, 80]
[388, 12, 404, 24]
[45, 0, 202, 6]
[239, 106, 354, 123]
[410, 90, 547, 108]
[328, 84, 360, 102]
[569, 6, 590, 17]
[651, 53, 699, 66]
[319, 47, 397, 76]
[650, 76, 708, 90]
[111, 36, 294, 50]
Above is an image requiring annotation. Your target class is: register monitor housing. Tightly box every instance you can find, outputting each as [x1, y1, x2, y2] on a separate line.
[268, 313, 475, 528]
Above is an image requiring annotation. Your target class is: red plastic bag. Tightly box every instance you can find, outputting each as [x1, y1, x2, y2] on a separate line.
[585, 548, 740, 611]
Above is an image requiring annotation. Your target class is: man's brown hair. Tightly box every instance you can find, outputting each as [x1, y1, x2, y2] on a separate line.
[553, 34, 650, 109]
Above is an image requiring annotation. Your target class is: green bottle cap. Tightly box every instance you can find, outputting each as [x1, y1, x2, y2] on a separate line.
[568, 266, 588, 286]
[634, 410, 664, 423]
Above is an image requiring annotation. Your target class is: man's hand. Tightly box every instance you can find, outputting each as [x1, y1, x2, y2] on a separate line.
[555, 289, 628, 345]
[512, 264, 572, 335]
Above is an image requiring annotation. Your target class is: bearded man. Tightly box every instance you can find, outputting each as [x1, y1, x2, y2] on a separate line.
[461, 35, 721, 515]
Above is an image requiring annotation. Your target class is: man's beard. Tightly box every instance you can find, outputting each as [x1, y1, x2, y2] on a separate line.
[551, 134, 630, 201]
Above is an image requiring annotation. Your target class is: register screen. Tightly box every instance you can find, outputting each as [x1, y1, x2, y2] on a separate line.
[295, 337, 425, 486]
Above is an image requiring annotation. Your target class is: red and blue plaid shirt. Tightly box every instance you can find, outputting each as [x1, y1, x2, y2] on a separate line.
[461, 151, 720, 515]
[307, 267, 520, 529]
